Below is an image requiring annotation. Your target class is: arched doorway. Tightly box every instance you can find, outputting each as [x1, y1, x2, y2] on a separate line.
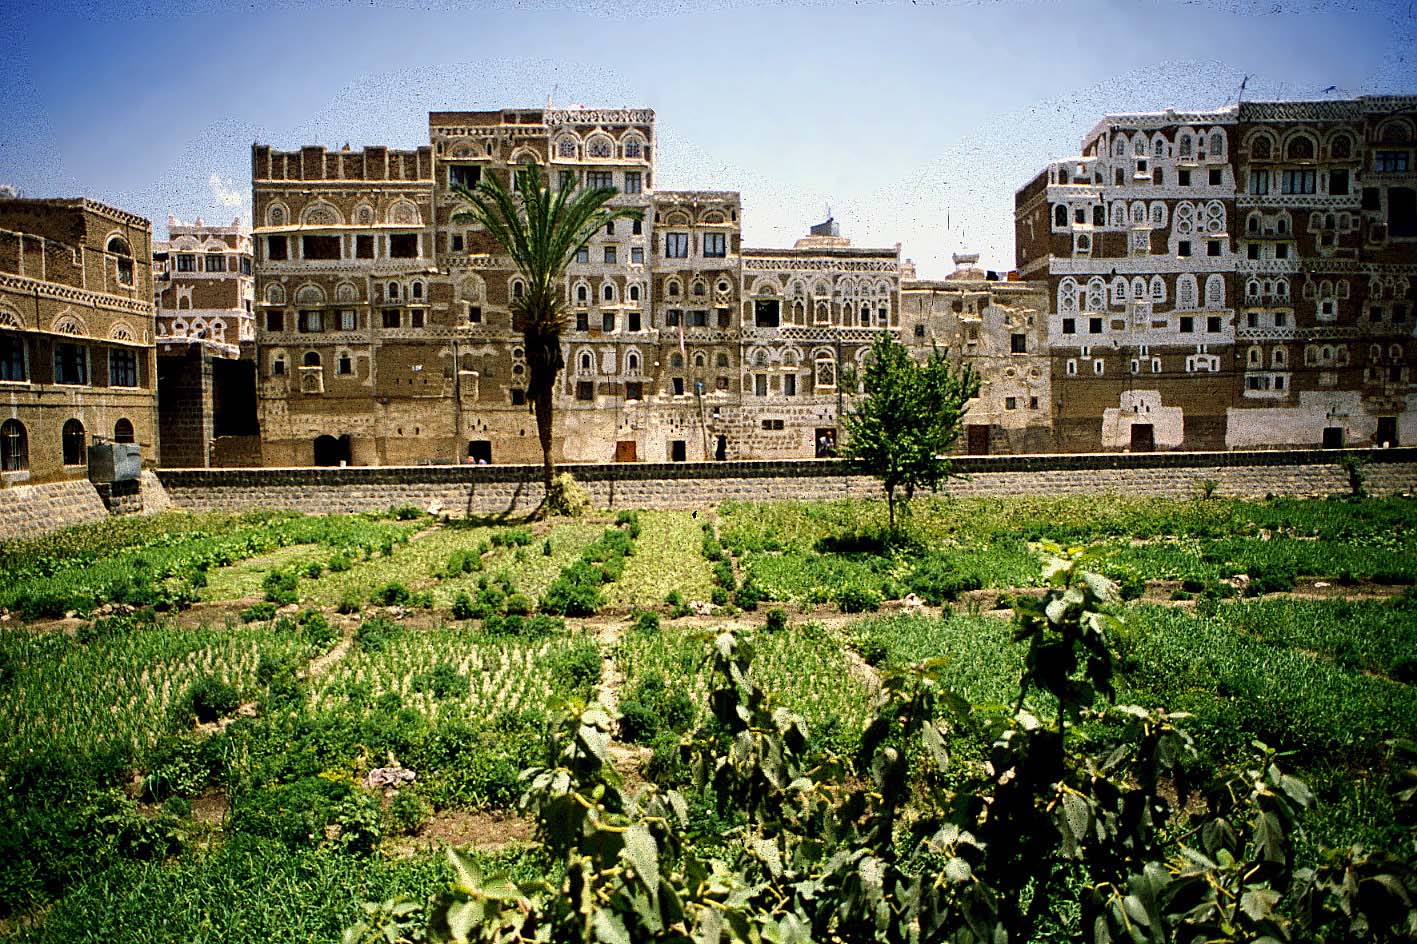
[313, 434, 351, 466]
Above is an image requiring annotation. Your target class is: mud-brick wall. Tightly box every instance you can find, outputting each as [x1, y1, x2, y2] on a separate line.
[155, 448, 1417, 516]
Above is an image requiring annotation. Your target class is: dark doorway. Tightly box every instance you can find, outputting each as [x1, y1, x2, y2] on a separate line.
[669, 440, 686, 462]
[715, 435, 727, 461]
[966, 424, 991, 455]
[1322, 426, 1345, 449]
[614, 440, 637, 462]
[814, 427, 837, 458]
[468, 440, 492, 464]
[1377, 416, 1399, 447]
[314, 434, 351, 466]
[1129, 423, 1155, 453]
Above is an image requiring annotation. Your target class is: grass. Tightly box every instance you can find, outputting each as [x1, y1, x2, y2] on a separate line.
[604, 512, 716, 607]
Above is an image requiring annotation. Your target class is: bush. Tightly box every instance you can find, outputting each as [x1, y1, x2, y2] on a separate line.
[178, 675, 239, 725]
[443, 548, 483, 577]
[354, 616, 402, 653]
[336, 594, 361, 615]
[546, 644, 601, 696]
[240, 601, 277, 623]
[411, 661, 469, 699]
[710, 586, 730, 607]
[504, 593, 533, 616]
[765, 608, 788, 633]
[853, 632, 889, 666]
[484, 613, 563, 638]
[387, 790, 430, 836]
[371, 581, 412, 606]
[297, 610, 338, 649]
[733, 580, 764, 611]
[327, 552, 352, 573]
[543, 538, 553, 556]
[302, 560, 324, 580]
[539, 576, 602, 617]
[630, 610, 660, 634]
[618, 674, 696, 744]
[389, 504, 425, 520]
[907, 557, 983, 605]
[1246, 560, 1297, 595]
[835, 584, 883, 613]
[451, 591, 475, 620]
[143, 732, 226, 800]
[491, 527, 534, 548]
[544, 473, 591, 517]
[261, 570, 299, 606]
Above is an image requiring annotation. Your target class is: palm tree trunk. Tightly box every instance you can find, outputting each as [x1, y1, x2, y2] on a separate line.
[525, 326, 564, 494]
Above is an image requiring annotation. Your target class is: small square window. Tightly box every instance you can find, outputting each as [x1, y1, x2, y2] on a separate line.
[356, 235, 374, 259]
[511, 388, 526, 405]
[1180, 316, 1194, 333]
[1276, 243, 1289, 259]
[1208, 168, 1223, 185]
[1207, 240, 1221, 257]
[265, 311, 284, 332]
[411, 311, 424, 328]
[466, 305, 482, 324]
[575, 311, 589, 331]
[382, 309, 400, 329]
[1178, 169, 1191, 187]
[630, 247, 644, 264]
[703, 233, 726, 257]
[576, 381, 594, 401]
[450, 234, 464, 253]
[1089, 317, 1103, 334]
[1178, 240, 1192, 257]
[1062, 317, 1076, 334]
[1207, 315, 1222, 333]
[1005, 396, 1017, 410]
[575, 246, 589, 264]
[1010, 333, 1027, 354]
[603, 245, 617, 264]
[913, 324, 925, 338]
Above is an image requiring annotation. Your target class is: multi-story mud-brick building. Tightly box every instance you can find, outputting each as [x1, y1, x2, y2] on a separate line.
[0, 198, 158, 483]
[153, 215, 259, 467]
[900, 254, 1052, 455]
[1016, 95, 1417, 452]
[250, 107, 930, 467]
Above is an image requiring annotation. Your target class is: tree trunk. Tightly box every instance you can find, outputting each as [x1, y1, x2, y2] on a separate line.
[886, 484, 896, 533]
[525, 325, 564, 495]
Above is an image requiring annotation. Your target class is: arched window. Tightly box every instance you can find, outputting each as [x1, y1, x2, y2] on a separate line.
[576, 284, 589, 303]
[715, 352, 729, 368]
[1330, 134, 1353, 160]
[580, 352, 593, 371]
[1086, 278, 1106, 311]
[272, 355, 286, 376]
[1205, 275, 1225, 308]
[694, 352, 706, 368]
[1132, 277, 1147, 301]
[626, 352, 640, 372]
[1248, 347, 1262, 367]
[303, 351, 321, 367]
[113, 418, 134, 443]
[1054, 205, 1068, 227]
[670, 352, 684, 368]
[628, 285, 640, 302]
[1176, 274, 1198, 309]
[1209, 131, 1224, 155]
[0, 419, 26, 472]
[1250, 135, 1273, 160]
[666, 279, 681, 297]
[1111, 278, 1127, 304]
[107, 236, 134, 286]
[1178, 134, 1193, 159]
[511, 280, 524, 299]
[1114, 139, 1126, 158]
[1112, 203, 1126, 226]
[602, 283, 615, 302]
[814, 353, 836, 388]
[1285, 135, 1315, 161]
[62, 418, 85, 466]
[1058, 279, 1078, 313]
[1153, 139, 1165, 157]
[386, 281, 400, 301]
[1132, 203, 1147, 224]
[1272, 348, 1287, 368]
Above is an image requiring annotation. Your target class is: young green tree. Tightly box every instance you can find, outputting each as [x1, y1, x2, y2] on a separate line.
[840, 331, 980, 531]
[451, 164, 642, 495]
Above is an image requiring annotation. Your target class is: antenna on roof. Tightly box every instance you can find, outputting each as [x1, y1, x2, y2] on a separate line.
[1232, 74, 1251, 106]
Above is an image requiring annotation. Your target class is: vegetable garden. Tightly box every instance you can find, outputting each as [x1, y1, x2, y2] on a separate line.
[0, 493, 1412, 942]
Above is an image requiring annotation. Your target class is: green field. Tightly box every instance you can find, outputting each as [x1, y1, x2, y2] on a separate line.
[1, 494, 1412, 942]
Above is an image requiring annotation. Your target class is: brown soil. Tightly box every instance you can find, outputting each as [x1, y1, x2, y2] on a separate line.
[387, 808, 534, 856]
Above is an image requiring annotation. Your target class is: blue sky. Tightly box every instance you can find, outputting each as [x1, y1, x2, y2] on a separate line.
[0, 0, 1413, 276]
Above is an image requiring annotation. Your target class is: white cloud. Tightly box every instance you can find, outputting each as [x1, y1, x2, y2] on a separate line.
[208, 173, 245, 208]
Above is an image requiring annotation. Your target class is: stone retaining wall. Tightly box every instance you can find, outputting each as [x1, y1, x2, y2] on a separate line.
[155, 448, 1417, 516]
[0, 479, 110, 543]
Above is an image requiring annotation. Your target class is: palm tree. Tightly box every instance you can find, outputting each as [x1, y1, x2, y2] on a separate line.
[451, 163, 642, 495]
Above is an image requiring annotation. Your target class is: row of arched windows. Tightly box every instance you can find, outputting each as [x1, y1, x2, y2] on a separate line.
[1059, 274, 1225, 312]
[266, 199, 420, 229]
[553, 130, 648, 162]
[1110, 127, 1228, 161]
[0, 417, 133, 473]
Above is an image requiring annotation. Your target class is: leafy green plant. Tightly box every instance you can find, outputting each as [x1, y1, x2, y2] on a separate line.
[835, 582, 883, 613]
[240, 601, 277, 623]
[176, 675, 239, 725]
[371, 582, 412, 606]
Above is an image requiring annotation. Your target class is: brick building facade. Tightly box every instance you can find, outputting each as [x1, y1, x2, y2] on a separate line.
[1017, 96, 1417, 452]
[0, 198, 158, 482]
